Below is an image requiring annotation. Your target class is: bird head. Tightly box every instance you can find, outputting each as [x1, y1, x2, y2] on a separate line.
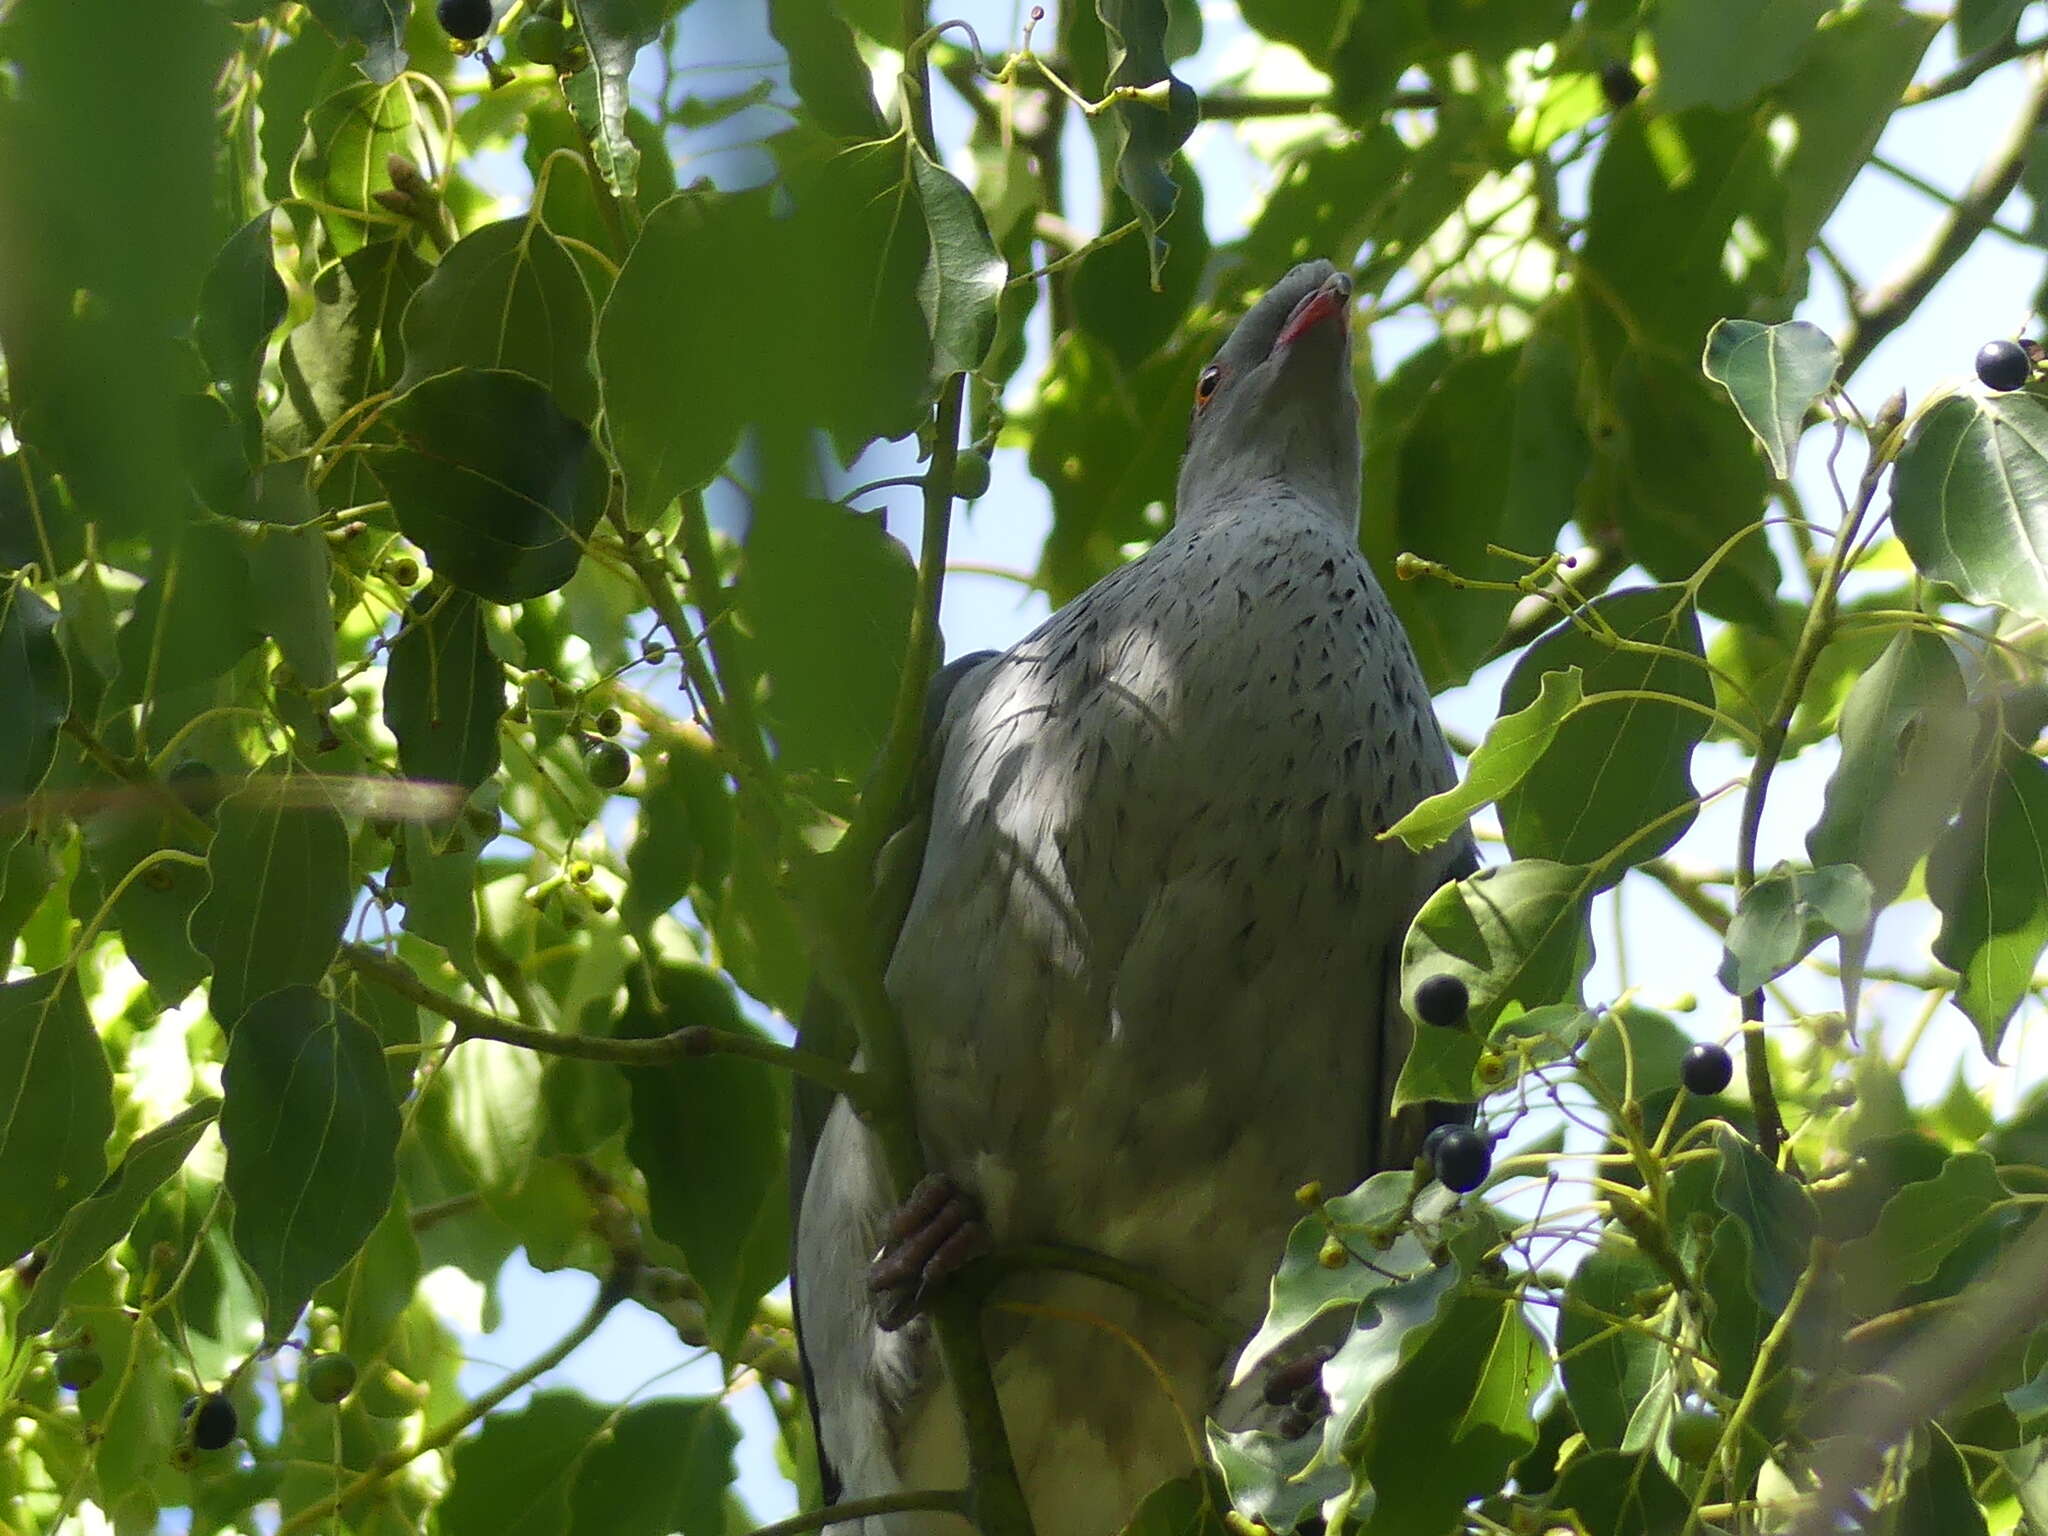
[1177, 259, 1360, 520]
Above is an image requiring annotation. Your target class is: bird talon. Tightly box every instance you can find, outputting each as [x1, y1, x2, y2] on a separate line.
[867, 1173, 990, 1332]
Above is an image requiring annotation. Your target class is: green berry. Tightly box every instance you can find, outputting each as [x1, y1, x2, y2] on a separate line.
[951, 450, 992, 500]
[516, 14, 568, 63]
[303, 1353, 358, 1405]
[583, 737, 632, 790]
[1670, 1407, 1722, 1465]
[53, 1345, 102, 1392]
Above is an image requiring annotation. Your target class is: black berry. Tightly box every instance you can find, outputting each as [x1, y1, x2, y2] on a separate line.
[303, 1352, 358, 1405]
[1431, 1125, 1492, 1194]
[1681, 1041, 1734, 1096]
[190, 1392, 238, 1451]
[1977, 339, 2031, 392]
[583, 737, 631, 790]
[436, 0, 493, 41]
[593, 706, 624, 737]
[1421, 1122, 1458, 1166]
[1599, 62, 1642, 110]
[1413, 973, 1469, 1028]
[53, 1345, 102, 1392]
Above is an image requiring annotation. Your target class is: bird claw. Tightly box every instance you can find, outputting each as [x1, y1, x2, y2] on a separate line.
[867, 1173, 991, 1332]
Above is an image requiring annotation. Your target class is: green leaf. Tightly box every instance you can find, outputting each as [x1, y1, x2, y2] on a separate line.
[1384, 668, 1583, 850]
[274, 239, 429, 452]
[80, 807, 211, 1004]
[1837, 1151, 2008, 1316]
[911, 148, 1007, 379]
[617, 966, 787, 1360]
[1652, 0, 1827, 110]
[1497, 586, 1713, 881]
[1396, 860, 1596, 1109]
[289, 77, 421, 256]
[1958, 0, 2028, 54]
[384, 584, 508, 800]
[1118, 1471, 1231, 1536]
[221, 985, 401, 1341]
[1376, 323, 1587, 689]
[1703, 1215, 1770, 1397]
[246, 524, 339, 691]
[623, 734, 733, 930]
[396, 216, 599, 423]
[441, 1388, 610, 1536]
[1701, 319, 1840, 479]
[1031, 328, 1215, 602]
[400, 819, 484, 984]
[0, 0, 231, 551]
[1926, 737, 2048, 1059]
[566, 1397, 741, 1536]
[1770, 2, 1940, 293]
[319, 1187, 420, 1362]
[1353, 1283, 1545, 1534]
[1717, 862, 1873, 996]
[1894, 1424, 1989, 1536]
[1807, 627, 1974, 912]
[739, 498, 916, 792]
[196, 209, 288, 422]
[1319, 1255, 1462, 1462]
[19, 1097, 220, 1334]
[1558, 1237, 1663, 1449]
[766, 0, 883, 139]
[1545, 1449, 1689, 1536]
[0, 969, 112, 1266]
[1070, 173, 1208, 374]
[300, 0, 409, 82]
[369, 368, 608, 604]
[570, 0, 676, 203]
[190, 779, 355, 1027]
[1602, 351, 1778, 627]
[1893, 391, 2048, 623]
[1711, 1125, 1815, 1316]
[1209, 1422, 1344, 1536]
[0, 580, 67, 801]
[784, 137, 934, 451]
[1239, 1172, 1449, 1370]
[1096, 0, 1195, 286]
[112, 520, 266, 702]
[597, 189, 767, 522]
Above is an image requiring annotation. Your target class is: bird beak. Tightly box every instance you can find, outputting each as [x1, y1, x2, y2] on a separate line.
[1274, 269, 1353, 353]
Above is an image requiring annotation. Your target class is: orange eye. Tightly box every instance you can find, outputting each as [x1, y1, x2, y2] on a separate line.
[1195, 365, 1223, 411]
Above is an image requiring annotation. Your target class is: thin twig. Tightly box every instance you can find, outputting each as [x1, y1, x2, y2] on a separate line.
[274, 1271, 628, 1536]
[1840, 70, 2048, 378]
[338, 943, 870, 1101]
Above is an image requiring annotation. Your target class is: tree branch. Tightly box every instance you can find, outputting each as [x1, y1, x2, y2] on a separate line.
[1902, 29, 2048, 107]
[274, 1268, 627, 1536]
[748, 1489, 973, 1536]
[1840, 70, 2048, 378]
[338, 942, 870, 1102]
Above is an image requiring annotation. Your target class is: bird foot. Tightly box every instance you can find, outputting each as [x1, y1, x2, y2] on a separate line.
[1262, 1346, 1333, 1441]
[868, 1173, 991, 1332]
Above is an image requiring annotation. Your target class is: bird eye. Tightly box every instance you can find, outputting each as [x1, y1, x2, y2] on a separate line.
[1195, 366, 1223, 410]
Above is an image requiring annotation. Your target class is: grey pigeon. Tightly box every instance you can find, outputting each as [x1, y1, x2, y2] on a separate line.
[793, 259, 1476, 1534]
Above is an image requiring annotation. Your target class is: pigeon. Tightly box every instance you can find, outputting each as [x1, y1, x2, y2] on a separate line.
[792, 259, 1477, 1534]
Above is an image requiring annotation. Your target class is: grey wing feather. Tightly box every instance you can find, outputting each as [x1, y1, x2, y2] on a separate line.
[788, 649, 1000, 1503]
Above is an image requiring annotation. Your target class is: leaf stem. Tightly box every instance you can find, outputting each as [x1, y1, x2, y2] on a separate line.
[1732, 446, 1887, 1162]
[747, 1489, 973, 1536]
[273, 1270, 627, 1536]
[337, 942, 871, 1102]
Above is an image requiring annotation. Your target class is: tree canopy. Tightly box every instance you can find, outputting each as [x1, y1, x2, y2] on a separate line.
[6, 0, 2048, 1533]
